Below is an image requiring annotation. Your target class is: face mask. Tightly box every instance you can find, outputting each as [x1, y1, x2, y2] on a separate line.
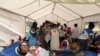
[31, 31, 35, 34]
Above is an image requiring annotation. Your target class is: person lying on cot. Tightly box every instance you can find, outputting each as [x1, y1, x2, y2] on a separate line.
[1, 41, 29, 56]
[26, 41, 48, 56]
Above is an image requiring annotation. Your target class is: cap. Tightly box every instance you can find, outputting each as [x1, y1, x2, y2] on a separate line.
[21, 42, 27, 45]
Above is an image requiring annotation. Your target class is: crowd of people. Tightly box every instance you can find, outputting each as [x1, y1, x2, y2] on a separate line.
[1, 21, 100, 56]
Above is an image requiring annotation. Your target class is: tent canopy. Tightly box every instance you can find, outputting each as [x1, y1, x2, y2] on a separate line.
[0, 0, 100, 45]
[0, 0, 100, 22]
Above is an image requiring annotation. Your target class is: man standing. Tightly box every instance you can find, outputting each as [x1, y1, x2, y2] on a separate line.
[42, 21, 51, 48]
[72, 23, 79, 42]
[25, 25, 38, 48]
[79, 22, 95, 51]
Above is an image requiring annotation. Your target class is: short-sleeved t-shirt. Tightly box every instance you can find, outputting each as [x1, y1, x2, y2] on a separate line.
[79, 29, 93, 40]
[72, 27, 79, 38]
[26, 32, 37, 47]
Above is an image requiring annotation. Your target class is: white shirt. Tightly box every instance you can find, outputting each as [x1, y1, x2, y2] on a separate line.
[59, 29, 64, 37]
[72, 27, 79, 38]
[98, 53, 100, 56]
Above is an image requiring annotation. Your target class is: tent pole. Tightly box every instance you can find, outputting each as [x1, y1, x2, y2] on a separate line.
[58, 3, 82, 17]
[25, 17, 27, 35]
[51, 3, 56, 14]
[57, 16, 58, 23]
[53, 13, 67, 22]
[58, 3, 85, 23]
[35, 14, 51, 20]
[81, 17, 84, 32]
[0, 8, 33, 20]
[0, 8, 25, 17]
[55, 5, 77, 19]
[15, 0, 37, 9]
[27, 3, 53, 16]
[68, 12, 100, 22]
[95, 4, 100, 8]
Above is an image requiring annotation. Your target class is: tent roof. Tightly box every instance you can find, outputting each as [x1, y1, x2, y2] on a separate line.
[0, 0, 100, 46]
[0, 0, 100, 22]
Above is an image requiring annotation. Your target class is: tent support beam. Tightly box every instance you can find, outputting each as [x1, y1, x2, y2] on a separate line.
[58, 3, 83, 18]
[67, 18, 81, 22]
[81, 18, 84, 31]
[24, 16, 34, 20]
[56, 4, 78, 19]
[0, 8, 34, 20]
[15, 0, 37, 9]
[24, 17, 27, 35]
[68, 12, 100, 22]
[66, 4, 100, 22]
[53, 13, 67, 22]
[0, 8, 25, 17]
[95, 4, 100, 8]
[35, 13, 51, 20]
[51, 3, 56, 14]
[27, 3, 53, 16]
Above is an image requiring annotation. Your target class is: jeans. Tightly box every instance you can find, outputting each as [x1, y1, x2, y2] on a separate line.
[79, 39, 88, 51]
[72, 38, 78, 42]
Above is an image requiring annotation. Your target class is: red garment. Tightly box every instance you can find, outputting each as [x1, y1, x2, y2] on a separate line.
[66, 27, 72, 34]
[97, 49, 100, 53]
[59, 44, 63, 49]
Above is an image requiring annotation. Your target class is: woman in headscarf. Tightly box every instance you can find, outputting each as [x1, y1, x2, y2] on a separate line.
[59, 40, 70, 51]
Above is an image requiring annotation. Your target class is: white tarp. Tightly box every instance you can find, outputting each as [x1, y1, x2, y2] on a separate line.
[0, 9, 25, 46]
[0, 0, 100, 46]
[0, 9, 25, 37]
[0, 0, 100, 22]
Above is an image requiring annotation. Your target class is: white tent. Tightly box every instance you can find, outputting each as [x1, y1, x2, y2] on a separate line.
[0, 0, 100, 46]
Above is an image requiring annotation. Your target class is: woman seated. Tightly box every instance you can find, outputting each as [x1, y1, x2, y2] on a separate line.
[59, 40, 70, 51]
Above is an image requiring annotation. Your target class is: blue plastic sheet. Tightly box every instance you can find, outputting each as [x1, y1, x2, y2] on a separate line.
[1, 41, 21, 56]
[83, 51, 98, 56]
[53, 50, 75, 56]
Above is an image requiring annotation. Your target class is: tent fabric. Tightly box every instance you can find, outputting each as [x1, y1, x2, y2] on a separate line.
[0, 9, 25, 45]
[0, 9, 25, 37]
[68, 14, 100, 33]
[0, 0, 100, 46]
[0, 0, 100, 21]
